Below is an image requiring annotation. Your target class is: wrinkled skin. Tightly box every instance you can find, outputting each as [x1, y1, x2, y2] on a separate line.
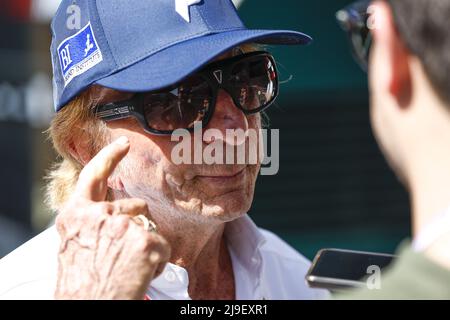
[55, 138, 170, 299]
[55, 49, 262, 299]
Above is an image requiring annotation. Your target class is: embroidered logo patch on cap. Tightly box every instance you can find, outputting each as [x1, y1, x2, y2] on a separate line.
[57, 22, 103, 86]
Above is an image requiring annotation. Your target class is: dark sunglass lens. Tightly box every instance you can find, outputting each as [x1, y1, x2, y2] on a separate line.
[337, 0, 373, 71]
[351, 28, 372, 69]
[229, 56, 277, 112]
[142, 75, 213, 131]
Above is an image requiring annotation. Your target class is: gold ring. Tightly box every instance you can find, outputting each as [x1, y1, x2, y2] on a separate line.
[133, 215, 157, 233]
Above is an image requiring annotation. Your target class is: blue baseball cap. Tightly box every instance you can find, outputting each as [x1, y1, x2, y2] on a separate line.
[50, 0, 312, 112]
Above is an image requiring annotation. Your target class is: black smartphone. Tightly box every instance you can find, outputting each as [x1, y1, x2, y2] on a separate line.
[306, 248, 396, 291]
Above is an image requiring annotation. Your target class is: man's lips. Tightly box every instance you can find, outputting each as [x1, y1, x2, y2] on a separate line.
[197, 167, 246, 180]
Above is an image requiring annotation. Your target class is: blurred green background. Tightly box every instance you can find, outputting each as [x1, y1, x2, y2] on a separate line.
[0, 0, 410, 259]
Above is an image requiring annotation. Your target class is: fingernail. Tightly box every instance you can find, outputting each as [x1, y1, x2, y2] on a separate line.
[116, 136, 129, 145]
[149, 252, 161, 264]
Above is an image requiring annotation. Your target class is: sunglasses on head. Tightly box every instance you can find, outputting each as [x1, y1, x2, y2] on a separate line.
[94, 51, 278, 135]
[336, 0, 374, 71]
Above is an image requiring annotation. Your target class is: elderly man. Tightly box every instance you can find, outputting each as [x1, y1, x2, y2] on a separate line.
[0, 0, 328, 300]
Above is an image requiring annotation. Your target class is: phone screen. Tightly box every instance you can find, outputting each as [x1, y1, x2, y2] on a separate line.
[306, 249, 395, 289]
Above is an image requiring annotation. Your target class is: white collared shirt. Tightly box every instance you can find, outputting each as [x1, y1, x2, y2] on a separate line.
[0, 215, 329, 300]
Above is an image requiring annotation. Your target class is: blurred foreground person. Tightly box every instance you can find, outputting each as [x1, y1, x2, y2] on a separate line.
[0, 0, 328, 300]
[336, 0, 450, 298]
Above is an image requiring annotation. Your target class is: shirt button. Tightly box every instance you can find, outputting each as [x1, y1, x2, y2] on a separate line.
[165, 271, 176, 282]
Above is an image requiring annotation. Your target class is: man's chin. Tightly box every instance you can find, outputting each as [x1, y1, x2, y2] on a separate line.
[384, 154, 409, 189]
[176, 190, 254, 222]
[201, 191, 253, 218]
[376, 140, 409, 189]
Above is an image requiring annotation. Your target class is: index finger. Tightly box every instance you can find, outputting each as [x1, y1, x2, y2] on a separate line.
[74, 136, 130, 201]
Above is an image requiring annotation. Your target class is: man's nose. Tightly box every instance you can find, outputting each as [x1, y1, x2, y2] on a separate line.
[204, 89, 248, 143]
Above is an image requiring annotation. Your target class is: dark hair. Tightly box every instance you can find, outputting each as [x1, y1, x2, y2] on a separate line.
[390, 0, 450, 104]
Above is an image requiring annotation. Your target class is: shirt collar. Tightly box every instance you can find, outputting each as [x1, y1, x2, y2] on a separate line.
[224, 214, 267, 269]
[148, 214, 267, 299]
[149, 262, 191, 300]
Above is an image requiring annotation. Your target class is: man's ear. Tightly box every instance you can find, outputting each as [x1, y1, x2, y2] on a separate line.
[371, 1, 412, 107]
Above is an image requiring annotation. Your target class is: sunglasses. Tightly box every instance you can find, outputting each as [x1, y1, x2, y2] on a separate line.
[94, 51, 278, 135]
[336, 0, 374, 71]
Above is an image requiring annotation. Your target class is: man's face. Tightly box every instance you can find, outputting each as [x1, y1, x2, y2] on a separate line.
[368, 1, 407, 180]
[368, 30, 396, 166]
[91, 51, 262, 224]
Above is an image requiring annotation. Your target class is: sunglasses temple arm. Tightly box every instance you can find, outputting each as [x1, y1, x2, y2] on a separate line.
[95, 103, 134, 121]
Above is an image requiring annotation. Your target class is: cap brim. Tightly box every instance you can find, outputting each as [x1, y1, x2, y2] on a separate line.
[95, 29, 311, 92]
